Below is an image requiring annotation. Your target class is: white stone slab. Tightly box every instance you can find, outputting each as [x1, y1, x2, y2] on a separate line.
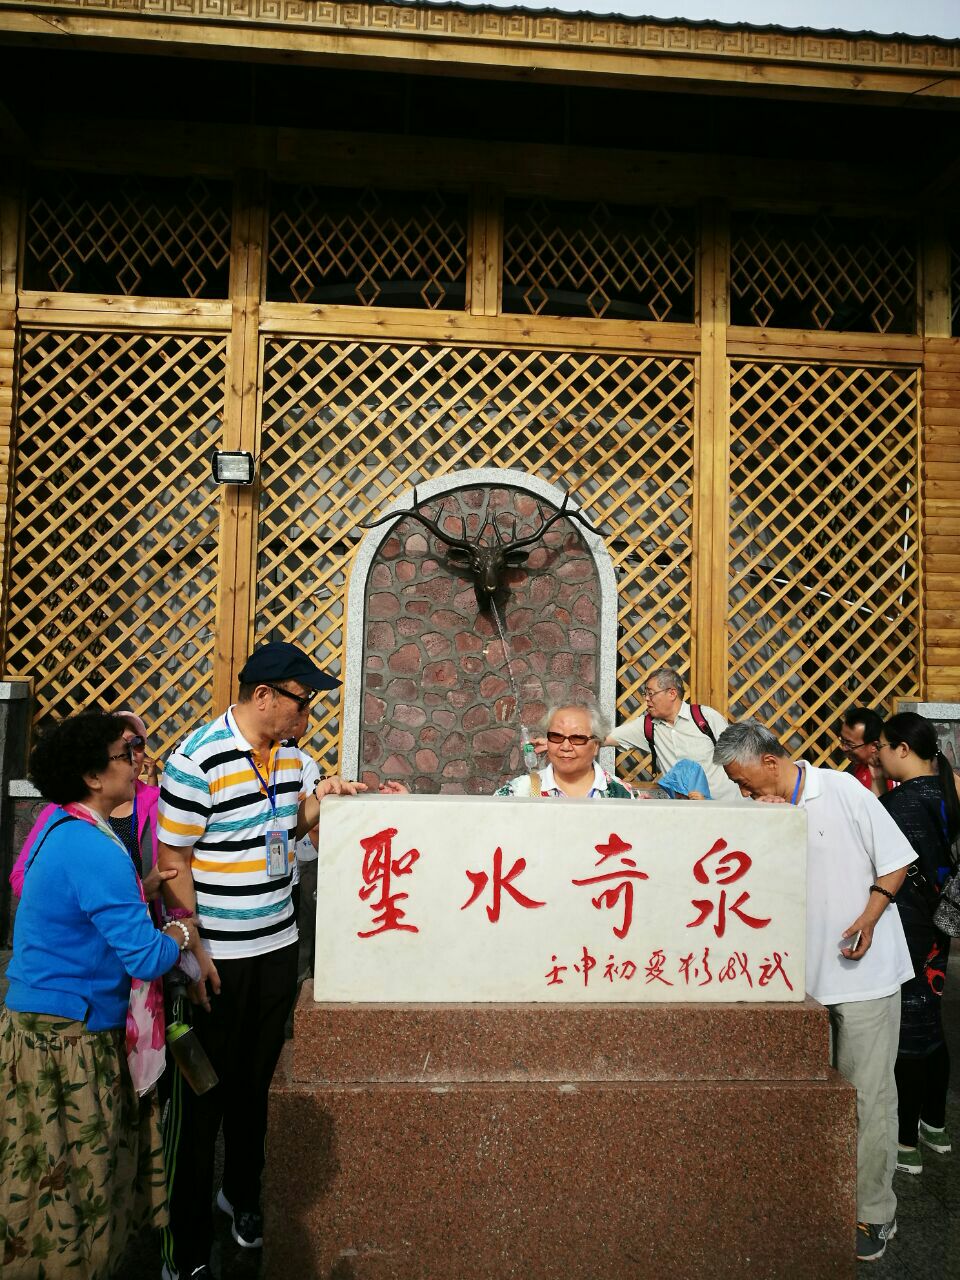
[314, 795, 806, 1003]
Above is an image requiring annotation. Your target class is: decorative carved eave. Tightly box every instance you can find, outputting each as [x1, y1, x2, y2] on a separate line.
[0, 1, 959, 103]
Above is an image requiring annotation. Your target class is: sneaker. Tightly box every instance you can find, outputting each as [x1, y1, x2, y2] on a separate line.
[856, 1219, 897, 1262]
[896, 1143, 923, 1175]
[216, 1187, 263, 1249]
[919, 1119, 952, 1153]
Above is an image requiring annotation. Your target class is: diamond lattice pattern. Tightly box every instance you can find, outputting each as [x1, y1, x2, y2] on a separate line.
[256, 341, 696, 779]
[267, 186, 468, 309]
[24, 172, 232, 298]
[728, 362, 920, 764]
[503, 199, 696, 321]
[730, 213, 917, 333]
[3, 330, 227, 757]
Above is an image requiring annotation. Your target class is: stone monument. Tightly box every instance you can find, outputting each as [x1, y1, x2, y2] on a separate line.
[266, 795, 856, 1279]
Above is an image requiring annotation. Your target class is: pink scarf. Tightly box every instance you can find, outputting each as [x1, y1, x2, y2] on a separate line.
[65, 804, 166, 1096]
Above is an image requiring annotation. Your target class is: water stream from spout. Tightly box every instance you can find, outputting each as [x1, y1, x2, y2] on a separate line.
[489, 597, 538, 771]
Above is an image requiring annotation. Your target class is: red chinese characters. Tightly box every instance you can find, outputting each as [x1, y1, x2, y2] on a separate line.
[462, 846, 546, 922]
[571, 832, 649, 939]
[687, 838, 771, 938]
[357, 827, 420, 938]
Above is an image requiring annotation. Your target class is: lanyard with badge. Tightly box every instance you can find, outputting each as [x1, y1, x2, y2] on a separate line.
[227, 712, 289, 878]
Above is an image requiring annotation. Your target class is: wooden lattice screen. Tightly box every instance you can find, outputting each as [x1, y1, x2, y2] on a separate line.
[255, 340, 696, 778]
[730, 212, 917, 334]
[3, 329, 227, 758]
[728, 361, 921, 764]
[502, 198, 696, 321]
[266, 185, 468, 308]
[24, 172, 232, 298]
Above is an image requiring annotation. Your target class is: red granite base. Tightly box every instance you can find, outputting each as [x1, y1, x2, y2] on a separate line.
[265, 989, 856, 1279]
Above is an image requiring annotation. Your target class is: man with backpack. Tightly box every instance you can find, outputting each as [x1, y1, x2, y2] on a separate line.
[608, 665, 741, 801]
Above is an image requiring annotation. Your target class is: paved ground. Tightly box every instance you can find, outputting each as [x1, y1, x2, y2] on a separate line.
[2, 947, 959, 1278]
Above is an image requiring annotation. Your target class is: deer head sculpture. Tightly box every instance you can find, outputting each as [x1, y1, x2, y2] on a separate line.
[363, 488, 600, 605]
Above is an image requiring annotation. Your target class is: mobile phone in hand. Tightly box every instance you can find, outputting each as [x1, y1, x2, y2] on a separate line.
[842, 930, 862, 956]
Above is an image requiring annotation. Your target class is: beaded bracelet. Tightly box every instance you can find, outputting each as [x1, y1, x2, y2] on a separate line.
[164, 919, 191, 951]
[869, 883, 896, 903]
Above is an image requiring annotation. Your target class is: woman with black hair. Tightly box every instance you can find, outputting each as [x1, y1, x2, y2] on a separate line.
[877, 711, 960, 1177]
[0, 711, 217, 1279]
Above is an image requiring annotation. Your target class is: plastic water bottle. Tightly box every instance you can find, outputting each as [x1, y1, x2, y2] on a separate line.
[167, 1021, 219, 1095]
[521, 726, 539, 773]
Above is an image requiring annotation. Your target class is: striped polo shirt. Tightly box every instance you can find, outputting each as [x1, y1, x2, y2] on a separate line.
[158, 707, 309, 959]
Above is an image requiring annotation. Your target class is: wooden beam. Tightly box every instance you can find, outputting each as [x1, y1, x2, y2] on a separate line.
[726, 326, 923, 365]
[0, 167, 18, 662]
[257, 301, 700, 355]
[921, 215, 952, 340]
[692, 200, 729, 716]
[1, 4, 959, 104]
[213, 170, 266, 712]
[33, 117, 930, 215]
[467, 186, 502, 319]
[921, 308, 960, 700]
[17, 290, 231, 330]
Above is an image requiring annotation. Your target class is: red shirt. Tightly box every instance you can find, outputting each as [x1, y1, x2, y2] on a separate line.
[853, 763, 895, 793]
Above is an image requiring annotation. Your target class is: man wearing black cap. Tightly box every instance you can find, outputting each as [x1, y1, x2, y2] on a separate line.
[156, 641, 362, 1280]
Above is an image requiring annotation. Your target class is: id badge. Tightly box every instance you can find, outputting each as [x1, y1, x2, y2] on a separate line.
[265, 829, 289, 877]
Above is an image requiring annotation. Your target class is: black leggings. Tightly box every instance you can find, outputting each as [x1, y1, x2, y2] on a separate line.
[895, 1042, 951, 1145]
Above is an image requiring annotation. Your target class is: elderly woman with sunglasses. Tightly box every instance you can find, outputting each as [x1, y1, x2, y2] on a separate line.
[0, 711, 217, 1279]
[10, 708, 170, 904]
[496, 702, 637, 798]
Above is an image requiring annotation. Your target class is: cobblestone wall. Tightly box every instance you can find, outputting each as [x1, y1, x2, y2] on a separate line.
[361, 486, 602, 794]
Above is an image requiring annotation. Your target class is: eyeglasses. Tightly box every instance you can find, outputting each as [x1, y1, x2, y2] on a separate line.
[877, 740, 896, 753]
[546, 732, 596, 747]
[264, 682, 315, 712]
[108, 745, 136, 765]
[838, 734, 871, 752]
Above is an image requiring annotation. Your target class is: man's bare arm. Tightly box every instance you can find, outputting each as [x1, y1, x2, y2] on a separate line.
[157, 839, 222, 1005]
[841, 867, 909, 960]
[157, 840, 198, 916]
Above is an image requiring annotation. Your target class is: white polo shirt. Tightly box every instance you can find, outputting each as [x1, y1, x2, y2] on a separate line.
[798, 763, 913, 1006]
[612, 701, 741, 801]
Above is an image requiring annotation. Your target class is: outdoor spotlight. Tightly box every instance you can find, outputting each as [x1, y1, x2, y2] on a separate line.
[211, 450, 255, 485]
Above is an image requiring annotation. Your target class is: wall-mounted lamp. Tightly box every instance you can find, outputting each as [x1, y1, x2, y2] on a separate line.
[211, 450, 255, 485]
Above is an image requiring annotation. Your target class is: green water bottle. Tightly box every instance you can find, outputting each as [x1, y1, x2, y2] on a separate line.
[167, 1021, 218, 1095]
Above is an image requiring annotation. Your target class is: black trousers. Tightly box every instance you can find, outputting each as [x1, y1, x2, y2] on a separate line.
[895, 1041, 951, 1145]
[166, 940, 299, 1270]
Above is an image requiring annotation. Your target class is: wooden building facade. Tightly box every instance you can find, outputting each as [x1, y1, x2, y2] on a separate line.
[0, 3, 958, 780]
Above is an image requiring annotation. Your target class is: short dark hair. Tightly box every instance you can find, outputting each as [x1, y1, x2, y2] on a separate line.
[842, 707, 883, 743]
[29, 711, 128, 805]
[237, 682, 258, 704]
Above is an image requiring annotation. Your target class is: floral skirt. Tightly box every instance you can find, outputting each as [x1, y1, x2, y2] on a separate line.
[0, 1006, 167, 1278]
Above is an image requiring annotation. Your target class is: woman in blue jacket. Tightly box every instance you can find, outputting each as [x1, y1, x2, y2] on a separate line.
[0, 711, 215, 1279]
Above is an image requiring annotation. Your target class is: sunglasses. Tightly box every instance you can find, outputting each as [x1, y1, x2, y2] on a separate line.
[545, 732, 596, 747]
[125, 735, 146, 751]
[108, 745, 136, 765]
[265, 682, 315, 713]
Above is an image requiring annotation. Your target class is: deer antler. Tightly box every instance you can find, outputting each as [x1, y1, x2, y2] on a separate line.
[362, 487, 474, 553]
[493, 494, 601, 558]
